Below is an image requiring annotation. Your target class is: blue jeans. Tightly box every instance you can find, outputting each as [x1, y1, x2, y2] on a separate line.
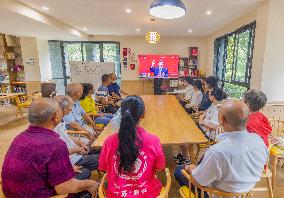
[174, 165, 189, 186]
[95, 114, 113, 125]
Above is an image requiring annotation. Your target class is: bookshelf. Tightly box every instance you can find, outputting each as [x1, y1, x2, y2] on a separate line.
[0, 34, 26, 94]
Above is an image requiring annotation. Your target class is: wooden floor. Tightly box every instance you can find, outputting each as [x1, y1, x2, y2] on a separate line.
[0, 107, 284, 197]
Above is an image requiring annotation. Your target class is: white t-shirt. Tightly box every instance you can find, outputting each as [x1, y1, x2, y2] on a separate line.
[191, 90, 203, 106]
[201, 104, 219, 139]
[184, 85, 194, 100]
[54, 121, 82, 165]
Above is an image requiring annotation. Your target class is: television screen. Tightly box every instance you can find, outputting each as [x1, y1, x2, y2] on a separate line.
[138, 55, 179, 78]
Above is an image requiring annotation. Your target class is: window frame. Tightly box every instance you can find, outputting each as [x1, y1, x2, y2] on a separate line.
[214, 21, 256, 93]
[48, 40, 121, 91]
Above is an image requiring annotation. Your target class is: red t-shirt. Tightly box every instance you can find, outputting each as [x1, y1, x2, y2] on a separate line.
[99, 127, 166, 198]
[246, 112, 272, 147]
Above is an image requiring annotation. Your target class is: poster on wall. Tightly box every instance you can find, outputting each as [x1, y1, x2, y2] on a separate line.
[70, 61, 114, 91]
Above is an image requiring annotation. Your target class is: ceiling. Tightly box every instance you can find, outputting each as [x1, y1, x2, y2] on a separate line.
[0, 7, 80, 40]
[2, 0, 266, 39]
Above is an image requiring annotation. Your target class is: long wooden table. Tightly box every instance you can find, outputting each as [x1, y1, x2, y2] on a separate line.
[93, 95, 208, 163]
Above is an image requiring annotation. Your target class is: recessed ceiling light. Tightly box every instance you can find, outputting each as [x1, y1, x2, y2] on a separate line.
[42, 6, 49, 10]
[125, 9, 132, 13]
[136, 28, 141, 32]
[206, 10, 212, 15]
[83, 27, 87, 31]
[188, 29, 192, 33]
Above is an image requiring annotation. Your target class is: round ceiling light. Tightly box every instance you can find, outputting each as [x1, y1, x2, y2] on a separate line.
[150, 0, 186, 19]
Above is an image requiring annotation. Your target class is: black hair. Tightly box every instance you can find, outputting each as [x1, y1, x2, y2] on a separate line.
[193, 80, 203, 90]
[206, 76, 217, 88]
[210, 87, 225, 101]
[185, 77, 194, 85]
[81, 83, 93, 100]
[101, 74, 110, 83]
[118, 95, 145, 173]
[244, 89, 267, 112]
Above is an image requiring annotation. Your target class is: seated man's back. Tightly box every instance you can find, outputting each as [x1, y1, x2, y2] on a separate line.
[192, 130, 267, 193]
[1, 125, 74, 197]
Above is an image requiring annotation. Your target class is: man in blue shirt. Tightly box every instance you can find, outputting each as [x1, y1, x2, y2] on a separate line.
[64, 83, 103, 143]
[108, 73, 127, 99]
[150, 60, 169, 77]
[97, 74, 118, 114]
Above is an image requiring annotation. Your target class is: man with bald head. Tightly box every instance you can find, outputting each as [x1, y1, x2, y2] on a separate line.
[175, 99, 268, 194]
[64, 83, 103, 143]
[1, 98, 99, 197]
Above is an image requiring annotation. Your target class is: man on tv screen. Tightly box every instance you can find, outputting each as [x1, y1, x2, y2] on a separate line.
[150, 60, 169, 77]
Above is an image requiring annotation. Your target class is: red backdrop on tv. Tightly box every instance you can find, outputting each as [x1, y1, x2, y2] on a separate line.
[138, 55, 179, 78]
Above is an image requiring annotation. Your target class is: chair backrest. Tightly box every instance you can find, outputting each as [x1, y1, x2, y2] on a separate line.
[261, 103, 284, 121]
[98, 168, 171, 198]
[269, 119, 284, 138]
[157, 168, 171, 198]
[181, 169, 251, 198]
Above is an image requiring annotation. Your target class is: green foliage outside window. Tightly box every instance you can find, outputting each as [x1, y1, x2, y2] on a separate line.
[215, 22, 256, 99]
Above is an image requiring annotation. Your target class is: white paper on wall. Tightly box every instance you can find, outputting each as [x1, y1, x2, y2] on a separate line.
[70, 61, 115, 91]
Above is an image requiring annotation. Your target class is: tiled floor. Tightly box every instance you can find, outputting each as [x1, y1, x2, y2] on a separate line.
[0, 107, 283, 197]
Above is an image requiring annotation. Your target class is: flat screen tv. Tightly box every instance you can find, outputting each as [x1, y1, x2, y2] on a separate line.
[138, 55, 179, 78]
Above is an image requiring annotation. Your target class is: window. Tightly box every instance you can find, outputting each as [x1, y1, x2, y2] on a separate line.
[48, 41, 120, 94]
[214, 22, 256, 99]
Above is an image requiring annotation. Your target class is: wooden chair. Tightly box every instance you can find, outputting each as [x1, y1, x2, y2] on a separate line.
[15, 92, 42, 118]
[268, 119, 284, 188]
[251, 153, 274, 198]
[179, 169, 251, 198]
[98, 168, 171, 198]
[195, 126, 224, 162]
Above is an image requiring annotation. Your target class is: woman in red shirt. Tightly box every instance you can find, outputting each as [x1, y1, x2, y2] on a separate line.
[98, 96, 166, 198]
[244, 89, 272, 147]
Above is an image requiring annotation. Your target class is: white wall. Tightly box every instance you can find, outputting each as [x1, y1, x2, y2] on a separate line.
[261, 0, 284, 102]
[20, 37, 41, 81]
[91, 36, 207, 80]
[36, 39, 52, 81]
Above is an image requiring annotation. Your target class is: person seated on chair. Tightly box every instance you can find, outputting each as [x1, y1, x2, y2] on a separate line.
[244, 89, 272, 147]
[64, 83, 103, 143]
[196, 76, 218, 115]
[174, 99, 268, 196]
[54, 95, 100, 180]
[1, 98, 99, 197]
[108, 73, 127, 100]
[80, 83, 113, 126]
[97, 74, 119, 114]
[98, 95, 166, 198]
[179, 77, 194, 106]
[198, 87, 226, 140]
[184, 80, 203, 114]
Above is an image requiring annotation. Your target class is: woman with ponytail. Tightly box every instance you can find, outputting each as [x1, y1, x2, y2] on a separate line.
[99, 96, 166, 198]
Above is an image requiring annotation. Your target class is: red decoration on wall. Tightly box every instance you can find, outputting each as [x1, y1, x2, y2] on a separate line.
[130, 64, 135, 70]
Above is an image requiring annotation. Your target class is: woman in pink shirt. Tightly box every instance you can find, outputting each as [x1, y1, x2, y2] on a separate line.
[99, 95, 166, 198]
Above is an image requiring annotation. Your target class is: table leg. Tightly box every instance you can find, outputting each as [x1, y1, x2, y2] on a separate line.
[188, 144, 196, 165]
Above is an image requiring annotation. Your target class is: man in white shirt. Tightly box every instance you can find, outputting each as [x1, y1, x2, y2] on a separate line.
[175, 99, 268, 195]
[54, 96, 99, 180]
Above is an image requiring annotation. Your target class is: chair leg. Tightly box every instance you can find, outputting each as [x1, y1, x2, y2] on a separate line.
[271, 155, 278, 189]
[195, 146, 201, 163]
[266, 177, 274, 198]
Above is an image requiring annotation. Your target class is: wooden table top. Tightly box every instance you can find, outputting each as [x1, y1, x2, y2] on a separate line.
[93, 95, 208, 147]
